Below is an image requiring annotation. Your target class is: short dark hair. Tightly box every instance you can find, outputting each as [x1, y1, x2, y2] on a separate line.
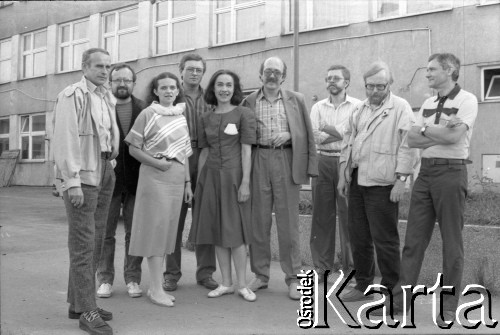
[259, 57, 287, 78]
[147, 72, 184, 105]
[82, 48, 109, 66]
[179, 53, 206, 73]
[204, 70, 244, 106]
[108, 63, 137, 82]
[327, 65, 350, 81]
[428, 53, 461, 81]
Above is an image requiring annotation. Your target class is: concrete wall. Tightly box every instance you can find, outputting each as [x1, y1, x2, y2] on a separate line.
[1, 1, 499, 185]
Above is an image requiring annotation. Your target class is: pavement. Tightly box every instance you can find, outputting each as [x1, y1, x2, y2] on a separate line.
[1, 186, 499, 335]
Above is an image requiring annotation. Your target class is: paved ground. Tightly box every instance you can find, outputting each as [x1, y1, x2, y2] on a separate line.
[1, 186, 499, 335]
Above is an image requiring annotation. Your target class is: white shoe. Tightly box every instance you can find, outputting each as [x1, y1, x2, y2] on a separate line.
[208, 285, 235, 298]
[238, 287, 257, 302]
[127, 282, 142, 298]
[97, 283, 112, 298]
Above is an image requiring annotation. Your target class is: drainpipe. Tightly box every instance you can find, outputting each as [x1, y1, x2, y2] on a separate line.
[293, 0, 299, 92]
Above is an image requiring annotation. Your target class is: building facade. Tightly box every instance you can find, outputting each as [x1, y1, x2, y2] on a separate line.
[0, 0, 499, 187]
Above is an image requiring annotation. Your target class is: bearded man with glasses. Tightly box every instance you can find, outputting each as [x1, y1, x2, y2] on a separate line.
[337, 61, 417, 302]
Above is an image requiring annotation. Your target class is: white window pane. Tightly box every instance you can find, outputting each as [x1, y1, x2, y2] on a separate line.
[173, 0, 195, 17]
[0, 119, 9, 134]
[32, 115, 46, 132]
[217, 0, 231, 8]
[118, 32, 138, 61]
[32, 135, 45, 159]
[104, 37, 114, 55]
[157, 1, 169, 21]
[378, 0, 399, 18]
[216, 12, 231, 44]
[104, 14, 115, 33]
[236, 0, 255, 4]
[156, 25, 168, 54]
[21, 116, 29, 132]
[0, 60, 10, 82]
[60, 46, 70, 71]
[172, 20, 193, 51]
[23, 35, 31, 51]
[0, 138, 8, 156]
[119, 8, 138, 30]
[21, 136, 29, 159]
[61, 25, 70, 43]
[34, 31, 46, 49]
[236, 6, 263, 41]
[486, 76, 500, 99]
[1, 40, 11, 59]
[23, 54, 33, 78]
[408, 0, 451, 14]
[33, 52, 46, 76]
[73, 43, 88, 70]
[73, 21, 88, 40]
[313, 0, 345, 28]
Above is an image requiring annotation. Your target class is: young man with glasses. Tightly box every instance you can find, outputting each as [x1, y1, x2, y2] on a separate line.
[242, 56, 318, 300]
[162, 53, 218, 292]
[309, 65, 360, 284]
[337, 61, 417, 302]
[96, 63, 147, 299]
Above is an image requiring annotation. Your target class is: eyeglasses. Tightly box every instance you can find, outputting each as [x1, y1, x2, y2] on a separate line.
[111, 79, 134, 84]
[263, 69, 283, 77]
[365, 83, 388, 91]
[325, 76, 344, 83]
[185, 67, 204, 74]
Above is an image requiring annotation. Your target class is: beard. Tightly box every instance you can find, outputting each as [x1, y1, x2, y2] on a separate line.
[328, 85, 342, 95]
[113, 87, 131, 99]
[368, 91, 388, 105]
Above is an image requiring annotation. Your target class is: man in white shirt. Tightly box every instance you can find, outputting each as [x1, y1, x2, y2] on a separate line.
[309, 65, 359, 282]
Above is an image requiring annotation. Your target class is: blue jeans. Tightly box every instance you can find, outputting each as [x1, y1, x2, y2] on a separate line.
[348, 168, 400, 292]
[65, 160, 115, 313]
[97, 191, 143, 285]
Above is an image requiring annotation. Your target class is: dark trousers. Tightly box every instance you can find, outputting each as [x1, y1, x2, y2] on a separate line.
[65, 160, 115, 313]
[310, 155, 352, 274]
[97, 191, 143, 285]
[164, 148, 216, 282]
[394, 159, 467, 311]
[348, 169, 400, 291]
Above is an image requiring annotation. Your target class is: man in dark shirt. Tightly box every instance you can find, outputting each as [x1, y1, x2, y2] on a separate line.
[96, 63, 146, 299]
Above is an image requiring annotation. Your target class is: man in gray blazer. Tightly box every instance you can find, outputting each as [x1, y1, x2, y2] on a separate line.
[242, 56, 317, 300]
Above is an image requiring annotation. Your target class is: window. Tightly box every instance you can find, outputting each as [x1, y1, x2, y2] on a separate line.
[284, 0, 347, 33]
[20, 114, 46, 161]
[213, 0, 265, 45]
[21, 29, 47, 78]
[0, 39, 11, 83]
[59, 19, 90, 72]
[0, 117, 9, 156]
[373, 0, 452, 20]
[102, 6, 138, 62]
[154, 0, 196, 55]
[483, 67, 500, 101]
[0, 1, 14, 8]
[479, 0, 500, 5]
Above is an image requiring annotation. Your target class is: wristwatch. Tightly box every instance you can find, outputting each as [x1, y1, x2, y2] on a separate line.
[397, 174, 408, 182]
[420, 125, 428, 137]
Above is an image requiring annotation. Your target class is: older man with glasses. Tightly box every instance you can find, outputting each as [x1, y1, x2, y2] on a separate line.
[337, 61, 417, 302]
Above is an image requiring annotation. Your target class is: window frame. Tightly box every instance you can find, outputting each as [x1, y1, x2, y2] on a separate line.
[370, 0, 453, 21]
[20, 28, 48, 79]
[58, 18, 90, 73]
[478, 0, 500, 6]
[102, 5, 139, 63]
[212, 0, 265, 46]
[153, 0, 197, 56]
[19, 113, 46, 162]
[283, 0, 349, 34]
[481, 66, 500, 102]
[0, 116, 9, 156]
[0, 38, 11, 83]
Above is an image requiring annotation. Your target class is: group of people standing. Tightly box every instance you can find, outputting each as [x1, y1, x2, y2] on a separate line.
[52, 47, 477, 335]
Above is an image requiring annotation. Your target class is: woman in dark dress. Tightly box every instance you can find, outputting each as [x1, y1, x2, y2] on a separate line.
[190, 70, 257, 302]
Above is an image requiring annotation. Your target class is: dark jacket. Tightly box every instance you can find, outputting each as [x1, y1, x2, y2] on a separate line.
[113, 95, 147, 195]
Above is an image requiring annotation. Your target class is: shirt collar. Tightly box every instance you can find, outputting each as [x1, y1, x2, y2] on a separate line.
[85, 77, 108, 95]
[257, 88, 282, 102]
[327, 93, 357, 106]
[434, 84, 461, 102]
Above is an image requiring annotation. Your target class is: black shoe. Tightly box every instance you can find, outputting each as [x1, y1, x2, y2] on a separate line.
[69, 307, 112, 321]
[370, 303, 405, 317]
[79, 313, 113, 335]
[339, 288, 373, 302]
[197, 277, 219, 290]
[436, 310, 455, 328]
[162, 278, 178, 291]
